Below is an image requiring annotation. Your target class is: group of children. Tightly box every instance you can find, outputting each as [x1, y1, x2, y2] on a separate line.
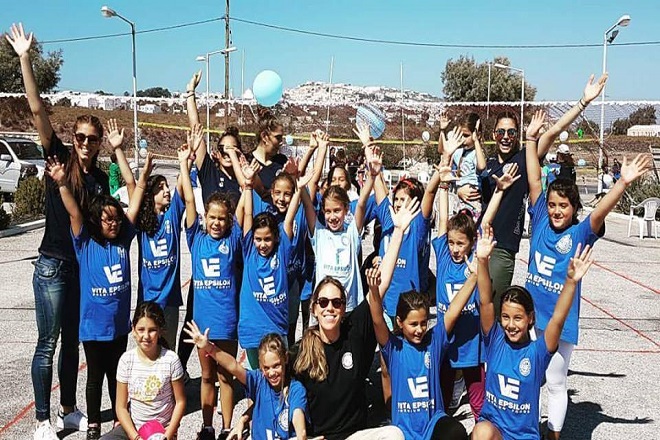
[9, 21, 654, 440]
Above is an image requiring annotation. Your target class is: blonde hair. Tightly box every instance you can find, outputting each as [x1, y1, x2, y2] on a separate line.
[259, 333, 291, 400]
[293, 277, 346, 382]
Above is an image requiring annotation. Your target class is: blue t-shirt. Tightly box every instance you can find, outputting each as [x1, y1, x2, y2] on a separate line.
[253, 190, 308, 280]
[245, 370, 307, 440]
[526, 191, 600, 345]
[381, 323, 450, 440]
[239, 227, 293, 349]
[432, 234, 484, 367]
[480, 324, 553, 440]
[137, 190, 185, 309]
[377, 198, 431, 315]
[73, 223, 136, 342]
[452, 147, 480, 188]
[186, 217, 242, 340]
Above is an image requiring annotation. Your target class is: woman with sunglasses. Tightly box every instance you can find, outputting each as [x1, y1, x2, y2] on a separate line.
[6, 23, 110, 440]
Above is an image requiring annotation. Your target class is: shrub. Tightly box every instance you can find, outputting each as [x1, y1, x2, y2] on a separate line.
[12, 176, 46, 221]
[618, 176, 660, 220]
[0, 197, 11, 230]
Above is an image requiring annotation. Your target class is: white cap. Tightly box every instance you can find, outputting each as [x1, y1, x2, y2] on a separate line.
[557, 144, 570, 155]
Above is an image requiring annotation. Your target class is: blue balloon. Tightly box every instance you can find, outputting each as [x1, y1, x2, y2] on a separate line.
[253, 70, 283, 107]
[285, 134, 294, 146]
[577, 158, 587, 167]
[356, 104, 387, 139]
[139, 139, 148, 149]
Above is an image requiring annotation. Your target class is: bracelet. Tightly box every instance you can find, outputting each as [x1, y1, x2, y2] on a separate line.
[133, 434, 141, 440]
[438, 182, 450, 190]
[184, 91, 195, 99]
[577, 98, 587, 110]
[526, 136, 538, 142]
[136, 184, 146, 190]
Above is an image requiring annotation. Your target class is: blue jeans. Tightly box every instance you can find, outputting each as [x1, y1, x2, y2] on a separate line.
[32, 254, 81, 421]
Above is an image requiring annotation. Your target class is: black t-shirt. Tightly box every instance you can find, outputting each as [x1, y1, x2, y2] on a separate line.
[557, 164, 576, 182]
[291, 300, 377, 440]
[39, 135, 109, 261]
[198, 154, 241, 208]
[253, 153, 288, 203]
[479, 148, 529, 254]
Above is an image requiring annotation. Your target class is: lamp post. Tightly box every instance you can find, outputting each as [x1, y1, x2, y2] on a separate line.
[196, 47, 237, 150]
[598, 14, 631, 192]
[101, 5, 139, 176]
[493, 63, 525, 145]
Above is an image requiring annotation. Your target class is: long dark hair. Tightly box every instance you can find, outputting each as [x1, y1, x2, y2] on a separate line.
[137, 175, 168, 236]
[87, 195, 126, 244]
[67, 115, 104, 213]
[132, 301, 170, 350]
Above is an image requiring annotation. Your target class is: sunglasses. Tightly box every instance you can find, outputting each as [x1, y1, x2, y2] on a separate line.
[101, 216, 122, 226]
[74, 133, 101, 145]
[315, 297, 346, 309]
[494, 128, 518, 138]
[271, 133, 284, 142]
[215, 147, 231, 159]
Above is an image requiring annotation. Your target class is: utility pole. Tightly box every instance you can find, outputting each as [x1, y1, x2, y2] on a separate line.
[224, 0, 231, 128]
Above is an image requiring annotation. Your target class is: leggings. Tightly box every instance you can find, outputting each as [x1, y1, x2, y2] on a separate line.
[537, 329, 575, 433]
[176, 281, 195, 371]
[440, 362, 485, 420]
[82, 335, 128, 425]
[430, 414, 468, 440]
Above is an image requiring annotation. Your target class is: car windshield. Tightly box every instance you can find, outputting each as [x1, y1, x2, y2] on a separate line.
[9, 141, 43, 160]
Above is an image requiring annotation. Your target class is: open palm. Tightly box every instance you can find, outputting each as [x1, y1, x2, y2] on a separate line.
[5, 23, 33, 57]
[567, 243, 594, 282]
[105, 119, 124, 149]
[583, 73, 608, 103]
[619, 154, 652, 185]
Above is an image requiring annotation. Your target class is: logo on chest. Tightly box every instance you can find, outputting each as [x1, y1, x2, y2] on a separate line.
[278, 408, 289, 431]
[218, 242, 229, 255]
[555, 234, 573, 255]
[341, 352, 354, 370]
[519, 358, 531, 377]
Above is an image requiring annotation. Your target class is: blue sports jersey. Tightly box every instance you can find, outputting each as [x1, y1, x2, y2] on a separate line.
[432, 234, 484, 367]
[186, 217, 242, 340]
[137, 190, 185, 309]
[73, 223, 136, 342]
[239, 227, 293, 349]
[245, 370, 307, 440]
[377, 198, 431, 315]
[381, 323, 450, 440]
[253, 190, 308, 280]
[480, 324, 553, 440]
[526, 191, 600, 345]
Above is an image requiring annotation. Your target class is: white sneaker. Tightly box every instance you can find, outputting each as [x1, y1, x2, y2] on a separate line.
[449, 376, 466, 410]
[56, 406, 88, 431]
[34, 421, 58, 440]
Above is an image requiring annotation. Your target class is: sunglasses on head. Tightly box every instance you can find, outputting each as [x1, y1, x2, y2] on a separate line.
[315, 297, 346, 309]
[494, 128, 518, 138]
[74, 133, 101, 144]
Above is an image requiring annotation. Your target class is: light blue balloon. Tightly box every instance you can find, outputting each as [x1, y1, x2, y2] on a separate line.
[285, 134, 294, 146]
[356, 104, 387, 139]
[253, 70, 283, 107]
[577, 158, 586, 167]
[139, 139, 148, 149]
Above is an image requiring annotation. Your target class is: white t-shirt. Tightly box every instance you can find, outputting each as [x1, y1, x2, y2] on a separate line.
[311, 219, 362, 311]
[116, 348, 184, 429]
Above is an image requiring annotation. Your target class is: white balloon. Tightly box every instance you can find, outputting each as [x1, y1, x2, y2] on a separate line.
[422, 131, 431, 142]
[139, 148, 148, 158]
[559, 131, 569, 142]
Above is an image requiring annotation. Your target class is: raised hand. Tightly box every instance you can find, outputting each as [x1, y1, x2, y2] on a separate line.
[476, 223, 497, 260]
[390, 197, 420, 230]
[188, 124, 204, 155]
[44, 156, 66, 186]
[365, 267, 382, 291]
[297, 170, 314, 189]
[5, 23, 33, 58]
[433, 163, 457, 183]
[317, 131, 330, 150]
[105, 119, 125, 150]
[183, 321, 210, 350]
[187, 70, 202, 92]
[366, 145, 383, 176]
[492, 162, 521, 191]
[567, 243, 594, 283]
[619, 154, 652, 186]
[240, 157, 261, 185]
[177, 143, 192, 165]
[471, 119, 482, 145]
[442, 126, 465, 157]
[283, 156, 300, 178]
[439, 111, 451, 131]
[141, 152, 154, 178]
[353, 121, 372, 146]
[583, 73, 608, 104]
[526, 109, 546, 139]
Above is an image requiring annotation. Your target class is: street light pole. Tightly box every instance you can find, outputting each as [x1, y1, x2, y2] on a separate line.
[598, 14, 631, 193]
[101, 5, 139, 177]
[224, 0, 231, 128]
[486, 63, 492, 120]
[493, 63, 525, 145]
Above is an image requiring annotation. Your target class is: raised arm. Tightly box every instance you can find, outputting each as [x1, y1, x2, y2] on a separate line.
[537, 74, 608, 158]
[183, 321, 247, 385]
[306, 131, 329, 198]
[544, 244, 594, 353]
[367, 268, 390, 347]
[177, 138, 196, 227]
[475, 224, 497, 334]
[301, 178, 318, 236]
[480, 162, 521, 227]
[184, 71, 209, 170]
[45, 158, 83, 235]
[590, 154, 652, 232]
[425, 159, 455, 232]
[354, 122, 390, 204]
[473, 119, 487, 172]
[106, 119, 135, 196]
[239, 157, 260, 236]
[436, 112, 451, 156]
[283, 172, 313, 240]
[355, 145, 381, 232]
[6, 23, 54, 151]
[126, 154, 154, 224]
[525, 109, 547, 206]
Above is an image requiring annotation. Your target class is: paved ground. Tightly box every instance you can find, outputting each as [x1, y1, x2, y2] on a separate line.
[0, 177, 658, 439]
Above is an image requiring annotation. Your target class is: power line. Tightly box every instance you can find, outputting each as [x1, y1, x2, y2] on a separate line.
[38, 15, 660, 49]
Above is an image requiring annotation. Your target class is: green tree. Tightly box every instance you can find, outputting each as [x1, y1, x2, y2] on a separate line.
[441, 56, 537, 102]
[628, 105, 656, 126]
[575, 118, 599, 136]
[0, 35, 63, 93]
[137, 87, 172, 98]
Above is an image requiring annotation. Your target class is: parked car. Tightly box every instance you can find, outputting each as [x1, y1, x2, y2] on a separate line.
[0, 137, 41, 195]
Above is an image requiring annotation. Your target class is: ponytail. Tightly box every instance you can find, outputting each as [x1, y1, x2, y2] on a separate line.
[294, 327, 329, 382]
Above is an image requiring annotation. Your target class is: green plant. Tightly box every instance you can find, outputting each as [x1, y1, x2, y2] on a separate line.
[12, 176, 45, 221]
[0, 197, 11, 230]
[618, 176, 660, 220]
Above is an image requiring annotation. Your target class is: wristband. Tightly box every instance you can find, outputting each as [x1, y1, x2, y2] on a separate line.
[578, 98, 587, 110]
[438, 182, 450, 190]
[526, 136, 538, 142]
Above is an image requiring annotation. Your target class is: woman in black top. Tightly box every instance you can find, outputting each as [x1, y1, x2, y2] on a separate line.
[7, 23, 109, 438]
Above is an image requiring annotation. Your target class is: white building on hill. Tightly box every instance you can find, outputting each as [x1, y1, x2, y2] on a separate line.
[627, 125, 660, 137]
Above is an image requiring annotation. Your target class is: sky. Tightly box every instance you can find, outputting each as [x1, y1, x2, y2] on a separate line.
[2, 0, 660, 101]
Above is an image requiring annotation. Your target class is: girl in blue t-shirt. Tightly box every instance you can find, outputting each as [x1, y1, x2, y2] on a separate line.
[428, 136, 520, 420]
[185, 325, 308, 440]
[366, 198, 474, 440]
[46, 153, 155, 439]
[524, 109, 652, 439]
[472, 225, 594, 440]
[238, 158, 309, 369]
